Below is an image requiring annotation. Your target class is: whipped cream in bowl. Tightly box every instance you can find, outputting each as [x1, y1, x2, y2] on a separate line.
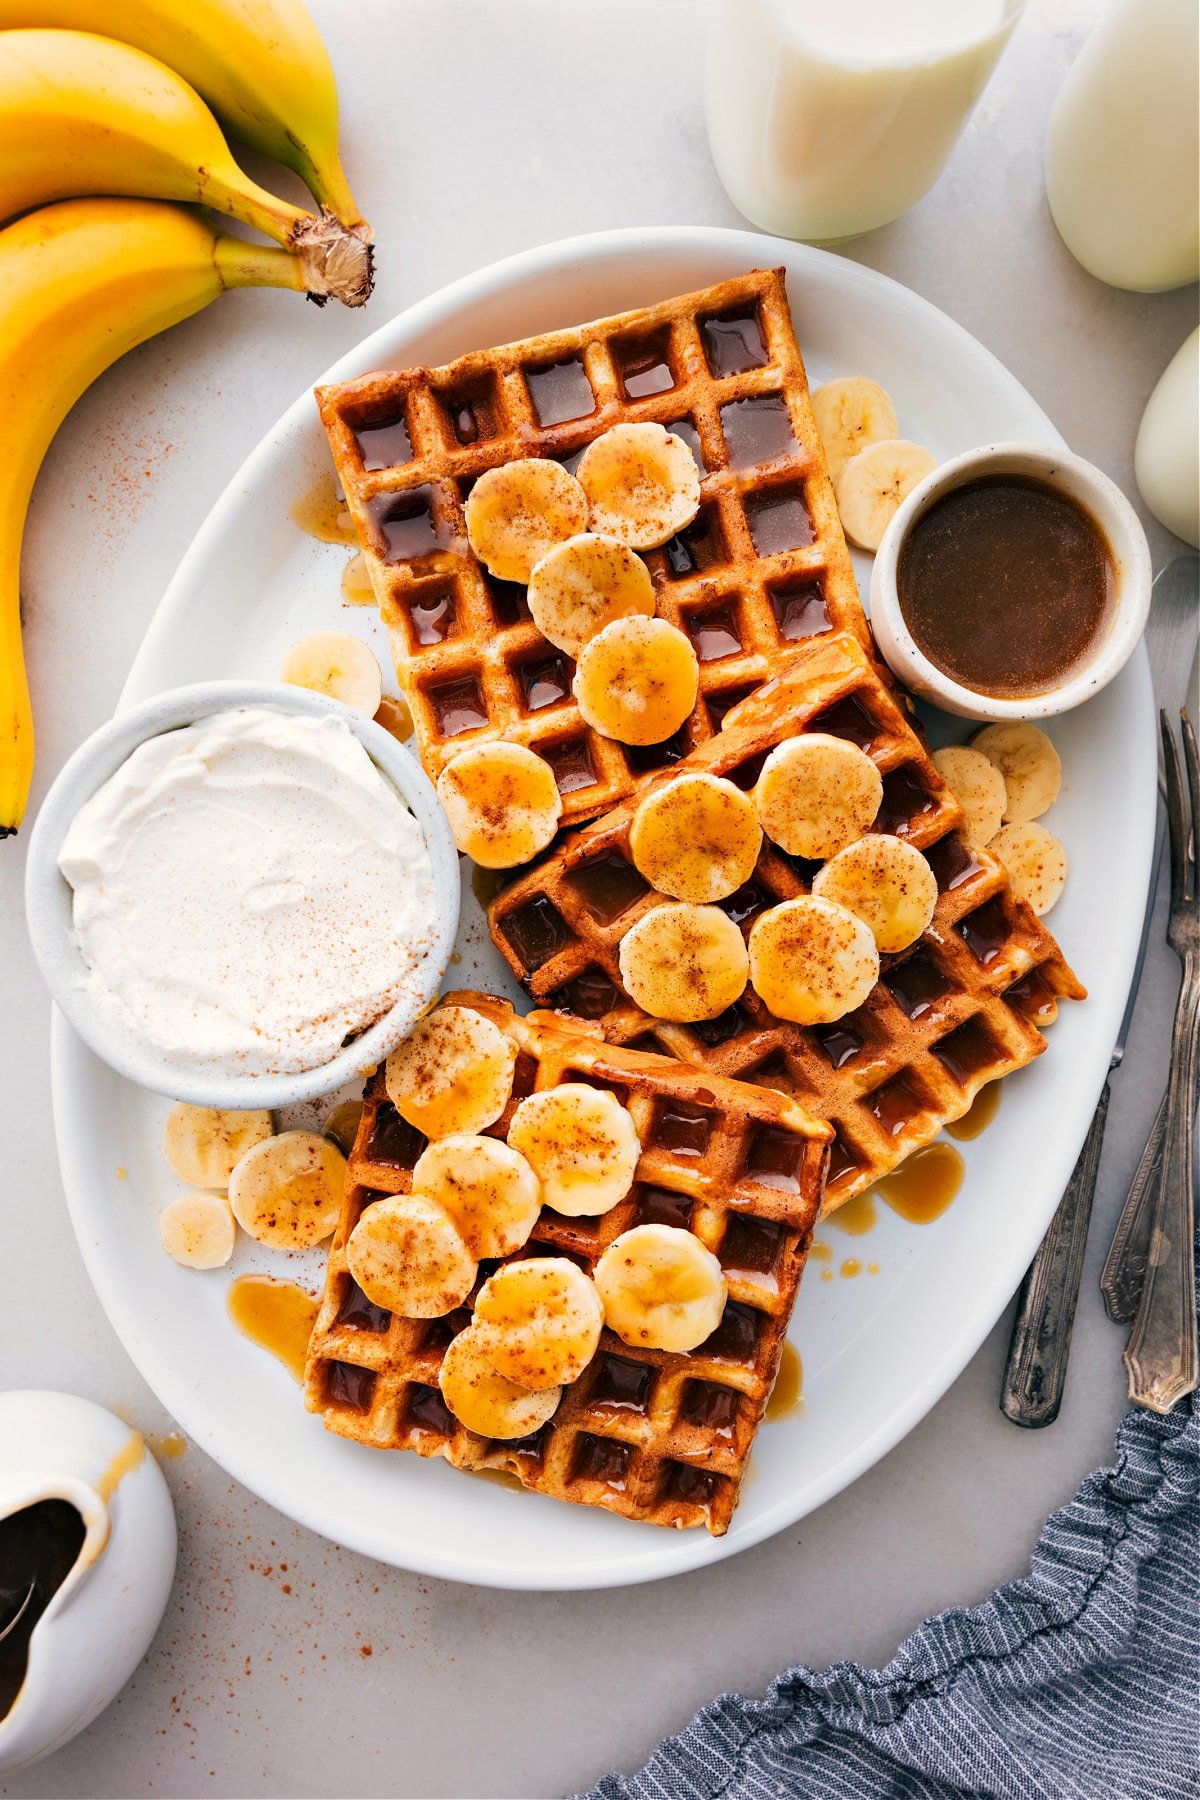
[25, 682, 460, 1108]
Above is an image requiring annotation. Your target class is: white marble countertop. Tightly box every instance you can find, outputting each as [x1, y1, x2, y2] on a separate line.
[3, 2, 1196, 1795]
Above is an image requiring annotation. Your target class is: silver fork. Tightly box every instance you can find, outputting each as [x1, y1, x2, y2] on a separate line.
[1123, 710, 1199, 1414]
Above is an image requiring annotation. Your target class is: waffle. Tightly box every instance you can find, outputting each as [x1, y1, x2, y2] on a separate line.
[315, 267, 870, 827]
[304, 992, 831, 1534]
[488, 634, 1086, 1211]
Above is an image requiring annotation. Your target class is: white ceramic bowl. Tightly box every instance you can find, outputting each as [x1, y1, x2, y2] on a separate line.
[24, 681, 460, 1108]
[869, 442, 1152, 721]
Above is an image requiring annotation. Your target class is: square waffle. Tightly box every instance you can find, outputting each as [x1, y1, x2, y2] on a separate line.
[304, 992, 831, 1534]
[315, 267, 870, 827]
[487, 633, 1086, 1212]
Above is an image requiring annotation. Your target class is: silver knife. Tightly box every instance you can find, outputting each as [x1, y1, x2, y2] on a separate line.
[1001, 555, 1200, 1427]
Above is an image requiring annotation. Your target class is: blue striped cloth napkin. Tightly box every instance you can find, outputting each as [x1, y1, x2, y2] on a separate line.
[585, 1266, 1199, 1800]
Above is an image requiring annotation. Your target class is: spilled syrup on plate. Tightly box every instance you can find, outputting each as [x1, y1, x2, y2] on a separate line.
[227, 1277, 319, 1383]
[875, 1143, 965, 1224]
[341, 550, 374, 604]
[826, 1190, 878, 1237]
[373, 694, 414, 743]
[765, 1342, 803, 1421]
[291, 472, 357, 545]
[946, 1083, 1001, 1141]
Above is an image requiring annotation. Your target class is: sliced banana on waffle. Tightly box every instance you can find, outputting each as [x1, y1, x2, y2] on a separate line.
[932, 744, 1008, 846]
[159, 1190, 236, 1269]
[228, 1129, 345, 1249]
[972, 722, 1062, 823]
[280, 631, 383, 717]
[748, 896, 880, 1025]
[323, 1099, 364, 1159]
[618, 902, 749, 1022]
[576, 423, 701, 550]
[834, 439, 937, 551]
[988, 821, 1067, 916]
[527, 532, 656, 656]
[812, 376, 900, 482]
[629, 772, 763, 904]
[508, 1082, 640, 1217]
[472, 1258, 603, 1389]
[411, 1134, 542, 1259]
[437, 741, 562, 869]
[573, 616, 699, 746]
[346, 1192, 477, 1317]
[812, 834, 938, 953]
[754, 733, 883, 860]
[594, 1223, 726, 1353]
[162, 1103, 274, 1189]
[385, 1005, 516, 1139]
[464, 458, 589, 583]
[438, 1324, 562, 1439]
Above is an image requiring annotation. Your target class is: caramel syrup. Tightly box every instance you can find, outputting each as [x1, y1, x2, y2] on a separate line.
[839, 1258, 863, 1279]
[946, 1083, 1002, 1141]
[875, 1143, 964, 1224]
[0, 1500, 87, 1720]
[148, 1432, 187, 1462]
[470, 864, 510, 910]
[826, 1190, 878, 1237]
[95, 1431, 144, 1502]
[323, 1099, 364, 1158]
[765, 1342, 804, 1421]
[808, 1241, 833, 1262]
[227, 1276, 319, 1383]
[291, 472, 357, 545]
[341, 551, 374, 605]
[373, 693, 414, 743]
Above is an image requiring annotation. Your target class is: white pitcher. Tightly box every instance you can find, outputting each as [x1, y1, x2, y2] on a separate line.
[0, 1390, 177, 1774]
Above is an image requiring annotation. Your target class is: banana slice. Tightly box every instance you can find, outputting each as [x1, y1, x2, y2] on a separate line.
[594, 1223, 726, 1353]
[812, 376, 900, 483]
[280, 630, 383, 717]
[438, 1324, 562, 1440]
[972, 722, 1062, 823]
[437, 742, 562, 869]
[932, 745, 1008, 846]
[834, 439, 937, 551]
[508, 1083, 640, 1217]
[464, 458, 588, 583]
[988, 822, 1067, 916]
[411, 1134, 542, 1259]
[345, 1192, 477, 1317]
[573, 617, 699, 746]
[754, 733, 883, 860]
[618, 902, 749, 1022]
[472, 1258, 603, 1389]
[527, 532, 656, 656]
[159, 1190, 236, 1270]
[748, 896, 880, 1025]
[162, 1103, 274, 1189]
[812, 834, 938, 953]
[385, 1005, 516, 1139]
[576, 423, 701, 550]
[227, 1129, 345, 1249]
[629, 772, 763, 904]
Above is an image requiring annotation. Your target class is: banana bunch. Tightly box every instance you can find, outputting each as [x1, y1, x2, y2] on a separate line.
[0, 0, 374, 836]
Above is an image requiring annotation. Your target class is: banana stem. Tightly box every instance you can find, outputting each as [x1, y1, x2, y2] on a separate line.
[205, 169, 373, 308]
[285, 136, 368, 234]
[213, 236, 309, 293]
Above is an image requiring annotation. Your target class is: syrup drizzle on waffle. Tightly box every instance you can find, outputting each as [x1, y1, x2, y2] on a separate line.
[304, 995, 831, 1535]
[315, 268, 870, 826]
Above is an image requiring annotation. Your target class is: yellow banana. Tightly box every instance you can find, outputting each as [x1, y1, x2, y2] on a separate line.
[0, 31, 371, 306]
[0, 0, 366, 228]
[0, 197, 309, 837]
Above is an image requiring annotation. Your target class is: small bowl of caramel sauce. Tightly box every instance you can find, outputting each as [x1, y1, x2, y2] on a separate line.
[870, 444, 1151, 721]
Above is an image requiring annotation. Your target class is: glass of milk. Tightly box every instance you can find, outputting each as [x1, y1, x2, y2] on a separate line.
[705, 0, 1025, 242]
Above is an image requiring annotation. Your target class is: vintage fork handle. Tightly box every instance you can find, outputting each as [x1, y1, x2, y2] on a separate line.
[1001, 1080, 1111, 1427]
[1124, 957, 1200, 1414]
[1100, 1093, 1169, 1323]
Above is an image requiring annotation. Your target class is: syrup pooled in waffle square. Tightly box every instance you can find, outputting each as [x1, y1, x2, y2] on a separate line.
[488, 633, 1086, 1212]
[304, 993, 831, 1534]
[315, 267, 870, 826]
